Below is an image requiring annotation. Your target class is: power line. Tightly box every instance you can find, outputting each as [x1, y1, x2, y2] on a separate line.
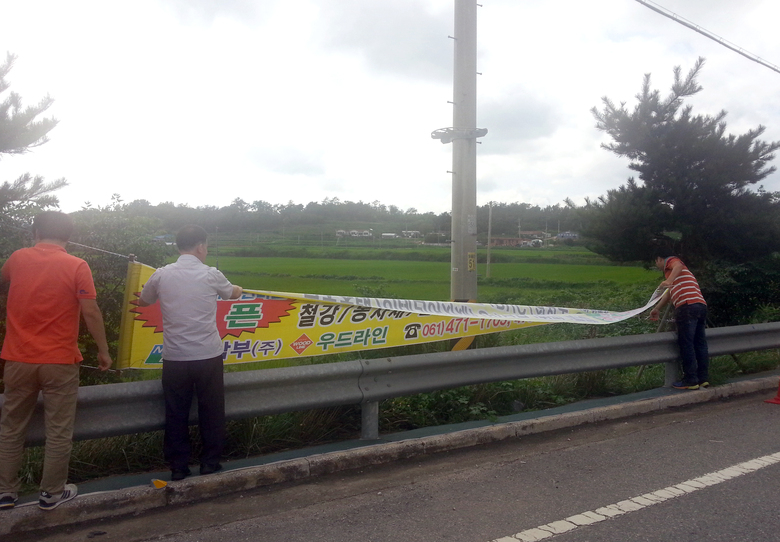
[634, 0, 780, 75]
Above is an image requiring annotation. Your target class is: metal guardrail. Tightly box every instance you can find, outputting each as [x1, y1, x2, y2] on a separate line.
[6, 322, 780, 445]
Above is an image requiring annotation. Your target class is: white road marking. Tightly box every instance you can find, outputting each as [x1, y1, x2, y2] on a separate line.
[490, 451, 780, 542]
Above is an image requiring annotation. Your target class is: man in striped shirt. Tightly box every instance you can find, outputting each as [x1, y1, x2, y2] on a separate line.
[649, 249, 709, 390]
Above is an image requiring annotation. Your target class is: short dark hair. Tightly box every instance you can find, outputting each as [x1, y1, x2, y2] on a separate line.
[652, 247, 675, 261]
[176, 225, 208, 251]
[33, 211, 74, 242]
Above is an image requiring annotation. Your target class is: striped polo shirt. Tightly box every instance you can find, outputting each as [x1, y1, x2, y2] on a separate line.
[664, 256, 706, 308]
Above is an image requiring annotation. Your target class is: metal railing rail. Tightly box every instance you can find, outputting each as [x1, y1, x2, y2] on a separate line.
[6, 322, 780, 445]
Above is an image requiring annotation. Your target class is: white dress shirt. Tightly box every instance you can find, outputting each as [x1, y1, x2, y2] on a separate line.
[140, 254, 235, 361]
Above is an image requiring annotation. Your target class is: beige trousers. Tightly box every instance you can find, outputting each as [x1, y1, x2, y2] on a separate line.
[0, 361, 80, 495]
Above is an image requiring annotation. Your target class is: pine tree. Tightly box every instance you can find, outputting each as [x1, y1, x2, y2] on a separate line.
[584, 58, 780, 266]
[0, 52, 67, 257]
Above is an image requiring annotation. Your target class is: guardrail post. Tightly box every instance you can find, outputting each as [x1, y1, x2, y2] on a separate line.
[361, 401, 379, 440]
[664, 361, 678, 387]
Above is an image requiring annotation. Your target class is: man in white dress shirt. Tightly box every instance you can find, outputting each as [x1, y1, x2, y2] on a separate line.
[139, 225, 242, 480]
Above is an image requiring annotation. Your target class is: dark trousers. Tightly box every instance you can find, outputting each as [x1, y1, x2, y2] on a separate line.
[675, 303, 709, 385]
[161, 356, 225, 470]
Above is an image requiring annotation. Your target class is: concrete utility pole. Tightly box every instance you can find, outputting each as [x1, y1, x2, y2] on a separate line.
[432, 0, 486, 302]
[486, 203, 492, 278]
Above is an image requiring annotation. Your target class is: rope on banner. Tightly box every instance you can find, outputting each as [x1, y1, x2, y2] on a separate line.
[0, 212, 140, 261]
[67, 241, 133, 259]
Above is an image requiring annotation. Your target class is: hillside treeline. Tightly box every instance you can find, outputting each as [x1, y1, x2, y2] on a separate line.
[81, 196, 581, 242]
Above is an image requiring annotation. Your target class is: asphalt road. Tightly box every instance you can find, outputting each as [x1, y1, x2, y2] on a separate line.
[9, 391, 780, 542]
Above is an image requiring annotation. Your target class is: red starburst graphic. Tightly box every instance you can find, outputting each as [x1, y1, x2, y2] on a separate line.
[130, 295, 164, 333]
[216, 298, 295, 338]
[131, 294, 295, 339]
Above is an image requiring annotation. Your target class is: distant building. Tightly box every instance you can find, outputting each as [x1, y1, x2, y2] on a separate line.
[338, 229, 372, 238]
[490, 237, 522, 247]
[382, 233, 398, 239]
[518, 230, 548, 239]
[153, 234, 175, 246]
[489, 231, 551, 247]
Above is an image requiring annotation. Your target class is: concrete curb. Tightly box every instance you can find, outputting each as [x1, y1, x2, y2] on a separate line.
[3, 375, 779, 536]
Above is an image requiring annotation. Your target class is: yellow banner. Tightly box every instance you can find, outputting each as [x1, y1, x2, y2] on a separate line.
[117, 262, 663, 369]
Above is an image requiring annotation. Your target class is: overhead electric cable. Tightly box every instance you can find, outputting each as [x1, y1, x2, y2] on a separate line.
[634, 0, 780, 75]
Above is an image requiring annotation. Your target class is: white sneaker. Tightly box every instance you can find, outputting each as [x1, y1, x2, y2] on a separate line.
[39, 484, 78, 510]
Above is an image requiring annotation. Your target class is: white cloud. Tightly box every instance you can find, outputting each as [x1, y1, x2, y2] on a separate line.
[1, 0, 779, 215]
[313, 0, 451, 83]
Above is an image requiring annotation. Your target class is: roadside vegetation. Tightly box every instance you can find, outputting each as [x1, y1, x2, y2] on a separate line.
[10, 245, 780, 492]
[3, 56, 780, 493]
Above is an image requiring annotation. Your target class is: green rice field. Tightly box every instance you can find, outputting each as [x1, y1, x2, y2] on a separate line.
[207, 250, 660, 305]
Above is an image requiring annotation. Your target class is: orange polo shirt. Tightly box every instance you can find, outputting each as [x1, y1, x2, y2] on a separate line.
[1, 243, 97, 364]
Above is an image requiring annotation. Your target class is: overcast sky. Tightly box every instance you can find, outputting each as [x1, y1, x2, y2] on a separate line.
[2, 0, 779, 214]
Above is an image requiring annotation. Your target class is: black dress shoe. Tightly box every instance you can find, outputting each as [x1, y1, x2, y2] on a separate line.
[171, 467, 191, 481]
[200, 463, 223, 475]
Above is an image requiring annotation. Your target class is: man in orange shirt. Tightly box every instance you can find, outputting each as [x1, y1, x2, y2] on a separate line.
[649, 248, 710, 390]
[0, 211, 112, 511]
